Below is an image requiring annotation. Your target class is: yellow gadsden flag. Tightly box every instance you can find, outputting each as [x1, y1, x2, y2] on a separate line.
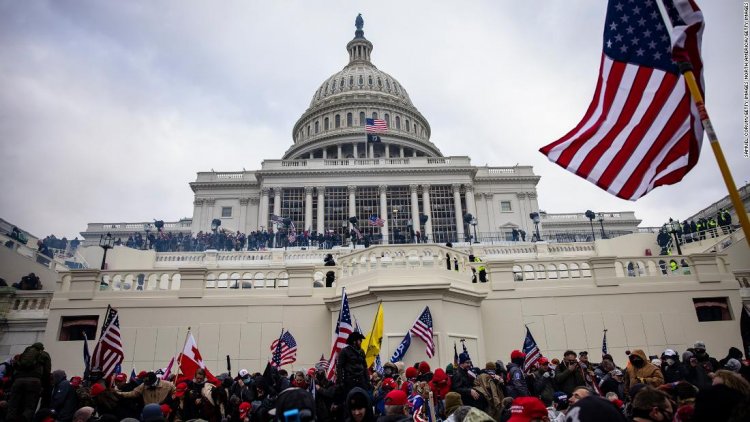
[362, 303, 384, 368]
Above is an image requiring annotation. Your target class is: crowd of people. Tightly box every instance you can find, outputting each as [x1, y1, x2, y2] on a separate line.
[656, 209, 734, 255]
[3, 337, 749, 422]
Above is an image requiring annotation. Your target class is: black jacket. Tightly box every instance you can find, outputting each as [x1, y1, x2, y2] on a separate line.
[554, 362, 586, 395]
[345, 387, 375, 422]
[450, 367, 474, 404]
[505, 363, 529, 398]
[337, 345, 369, 393]
[50, 378, 77, 422]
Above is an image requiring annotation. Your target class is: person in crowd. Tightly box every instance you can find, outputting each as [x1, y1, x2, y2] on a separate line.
[692, 341, 720, 373]
[568, 386, 593, 406]
[505, 396, 547, 422]
[7, 342, 52, 422]
[451, 352, 480, 405]
[627, 386, 674, 422]
[624, 349, 664, 391]
[50, 369, 77, 422]
[336, 332, 370, 415]
[505, 350, 529, 398]
[554, 350, 586, 396]
[416, 361, 432, 382]
[345, 386, 375, 422]
[115, 371, 176, 405]
[565, 395, 627, 422]
[473, 372, 504, 420]
[530, 357, 554, 406]
[547, 391, 568, 422]
[378, 389, 410, 422]
[661, 349, 687, 383]
[599, 369, 625, 399]
[374, 377, 397, 416]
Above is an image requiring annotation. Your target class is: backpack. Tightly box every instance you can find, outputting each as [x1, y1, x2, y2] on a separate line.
[17, 345, 41, 370]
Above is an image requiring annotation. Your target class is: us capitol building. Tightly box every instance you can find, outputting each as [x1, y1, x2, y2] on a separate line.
[0, 16, 746, 375]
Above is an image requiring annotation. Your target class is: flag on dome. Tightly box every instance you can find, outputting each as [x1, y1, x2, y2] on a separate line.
[539, 0, 704, 200]
[327, 287, 353, 380]
[409, 306, 435, 358]
[522, 327, 543, 372]
[270, 330, 298, 367]
[90, 305, 124, 377]
[365, 118, 387, 133]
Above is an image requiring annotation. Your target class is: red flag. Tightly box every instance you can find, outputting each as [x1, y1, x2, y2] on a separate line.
[177, 332, 216, 382]
[540, 0, 704, 200]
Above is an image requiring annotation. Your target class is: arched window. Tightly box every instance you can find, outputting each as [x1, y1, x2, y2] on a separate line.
[405, 119, 410, 132]
[358, 75, 363, 85]
[359, 112, 365, 126]
[335, 114, 341, 128]
[377, 78, 382, 87]
[306, 125, 310, 137]
[384, 113, 390, 126]
[414, 123, 417, 133]
[314, 121, 319, 133]
[372, 112, 378, 120]
[368, 76, 373, 85]
[386, 79, 391, 91]
[347, 113, 353, 127]
[349, 76, 354, 86]
[395, 116, 401, 129]
[324, 117, 329, 130]
[340, 79, 344, 88]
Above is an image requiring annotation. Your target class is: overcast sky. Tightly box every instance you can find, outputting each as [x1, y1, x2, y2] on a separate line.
[0, 1, 746, 239]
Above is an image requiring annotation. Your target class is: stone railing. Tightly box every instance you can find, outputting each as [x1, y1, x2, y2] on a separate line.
[261, 156, 473, 171]
[153, 249, 347, 269]
[1, 234, 69, 272]
[0, 288, 53, 320]
[336, 244, 473, 279]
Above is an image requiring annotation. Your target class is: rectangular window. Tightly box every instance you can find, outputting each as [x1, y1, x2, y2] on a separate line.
[59, 315, 99, 341]
[324, 187, 349, 234]
[355, 186, 381, 242]
[500, 201, 512, 212]
[693, 297, 732, 321]
[387, 186, 411, 244]
[221, 207, 232, 217]
[429, 185, 457, 243]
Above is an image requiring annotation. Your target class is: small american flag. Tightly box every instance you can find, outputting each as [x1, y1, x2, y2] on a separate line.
[365, 118, 388, 133]
[369, 215, 385, 227]
[522, 327, 543, 372]
[90, 305, 124, 377]
[540, 0, 704, 200]
[316, 354, 329, 371]
[410, 307, 435, 358]
[270, 330, 298, 367]
[327, 287, 353, 379]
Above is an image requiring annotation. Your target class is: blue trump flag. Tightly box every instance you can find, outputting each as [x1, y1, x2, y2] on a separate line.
[390, 332, 411, 363]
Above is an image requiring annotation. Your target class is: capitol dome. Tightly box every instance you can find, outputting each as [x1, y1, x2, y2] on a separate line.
[284, 15, 440, 160]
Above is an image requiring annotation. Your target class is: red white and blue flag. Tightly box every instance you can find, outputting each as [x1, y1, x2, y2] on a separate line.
[540, 0, 704, 200]
[369, 215, 385, 227]
[409, 307, 435, 358]
[327, 287, 353, 379]
[365, 118, 388, 133]
[90, 305, 124, 377]
[270, 330, 298, 367]
[522, 327, 543, 372]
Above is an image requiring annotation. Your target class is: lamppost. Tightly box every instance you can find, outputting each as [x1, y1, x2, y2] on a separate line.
[585, 210, 597, 241]
[529, 212, 541, 242]
[598, 213, 607, 239]
[99, 232, 114, 270]
[669, 218, 683, 255]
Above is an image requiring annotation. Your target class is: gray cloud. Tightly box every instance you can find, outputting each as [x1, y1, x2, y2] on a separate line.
[0, 0, 745, 238]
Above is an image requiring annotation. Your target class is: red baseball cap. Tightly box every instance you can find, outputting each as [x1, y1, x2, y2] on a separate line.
[384, 390, 408, 406]
[90, 383, 106, 397]
[538, 357, 549, 365]
[70, 376, 82, 388]
[511, 350, 527, 360]
[508, 397, 548, 422]
[137, 370, 148, 379]
[114, 373, 127, 383]
[239, 402, 252, 419]
[405, 367, 418, 379]
[381, 377, 397, 390]
[175, 382, 188, 398]
[160, 404, 172, 417]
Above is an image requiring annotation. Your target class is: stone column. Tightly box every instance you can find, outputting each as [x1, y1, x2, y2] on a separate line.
[465, 185, 477, 218]
[353, 143, 358, 158]
[399, 146, 405, 158]
[422, 185, 433, 241]
[337, 144, 343, 159]
[410, 184, 419, 240]
[369, 143, 374, 158]
[309, 151, 314, 159]
[304, 187, 314, 232]
[485, 193, 496, 233]
[348, 185, 357, 228]
[517, 193, 528, 233]
[379, 185, 389, 245]
[385, 144, 390, 158]
[316, 187, 325, 234]
[322, 149, 327, 159]
[528, 192, 539, 233]
[272, 188, 282, 233]
[259, 188, 270, 229]
[412, 150, 417, 157]
[204, 199, 215, 231]
[453, 184, 464, 242]
[239, 198, 250, 233]
[192, 199, 204, 234]
[249, 197, 260, 231]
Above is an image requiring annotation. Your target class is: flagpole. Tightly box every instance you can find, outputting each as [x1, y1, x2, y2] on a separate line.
[177, 326, 191, 378]
[656, 0, 750, 248]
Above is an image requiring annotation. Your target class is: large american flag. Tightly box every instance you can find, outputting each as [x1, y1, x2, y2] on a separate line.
[365, 118, 388, 133]
[270, 330, 298, 367]
[522, 327, 543, 372]
[409, 307, 435, 358]
[90, 305, 124, 377]
[540, 0, 704, 200]
[327, 287, 353, 379]
[369, 215, 385, 227]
